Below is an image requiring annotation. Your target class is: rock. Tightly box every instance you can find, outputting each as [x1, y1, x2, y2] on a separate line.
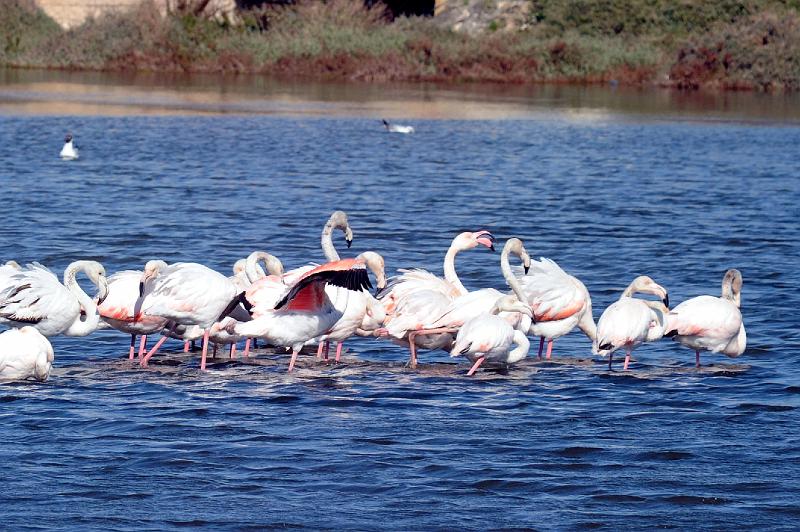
[433, 0, 530, 34]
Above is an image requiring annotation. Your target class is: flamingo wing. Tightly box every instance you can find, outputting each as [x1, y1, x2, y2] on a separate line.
[0, 264, 73, 324]
[596, 298, 651, 352]
[666, 296, 741, 339]
[275, 260, 372, 311]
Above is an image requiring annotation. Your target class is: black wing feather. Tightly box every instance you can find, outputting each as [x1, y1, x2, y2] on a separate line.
[275, 267, 372, 310]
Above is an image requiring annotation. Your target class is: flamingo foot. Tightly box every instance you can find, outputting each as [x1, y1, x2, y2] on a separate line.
[546, 339, 553, 360]
[129, 334, 136, 360]
[183, 340, 190, 353]
[288, 347, 300, 372]
[323, 341, 330, 361]
[141, 333, 170, 367]
[138, 335, 148, 359]
[467, 356, 485, 376]
[696, 350, 701, 368]
[537, 337, 544, 359]
[374, 328, 390, 337]
[230, 343, 236, 358]
[623, 349, 631, 371]
[607, 352, 613, 370]
[244, 338, 251, 357]
[316, 342, 324, 360]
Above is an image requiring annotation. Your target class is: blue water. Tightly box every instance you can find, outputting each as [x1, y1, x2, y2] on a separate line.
[1, 102, 799, 529]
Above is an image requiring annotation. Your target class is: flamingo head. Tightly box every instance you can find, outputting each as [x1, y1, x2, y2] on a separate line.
[493, 294, 533, 318]
[141, 259, 168, 288]
[64, 133, 73, 143]
[629, 275, 669, 307]
[721, 268, 742, 307]
[357, 251, 386, 296]
[4, 260, 20, 269]
[454, 231, 495, 252]
[327, 211, 353, 248]
[85, 261, 108, 304]
[232, 259, 247, 276]
[504, 237, 531, 274]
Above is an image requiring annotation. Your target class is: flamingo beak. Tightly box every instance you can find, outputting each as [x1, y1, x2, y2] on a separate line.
[346, 238, 353, 249]
[138, 281, 144, 297]
[524, 264, 530, 274]
[475, 231, 495, 251]
[662, 293, 669, 308]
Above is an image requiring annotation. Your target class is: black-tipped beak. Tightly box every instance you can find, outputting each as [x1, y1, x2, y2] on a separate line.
[524, 265, 530, 274]
[662, 294, 669, 307]
[374, 285, 386, 298]
[346, 238, 352, 248]
[489, 244, 495, 252]
[138, 282, 144, 297]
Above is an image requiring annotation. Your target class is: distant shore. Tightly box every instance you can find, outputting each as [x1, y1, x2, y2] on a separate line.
[2, 0, 799, 91]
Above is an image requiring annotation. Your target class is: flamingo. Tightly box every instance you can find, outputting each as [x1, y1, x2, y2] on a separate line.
[664, 269, 746, 367]
[310, 251, 387, 362]
[215, 258, 373, 372]
[0, 261, 108, 337]
[595, 276, 670, 370]
[97, 260, 170, 359]
[0, 326, 54, 382]
[60, 133, 79, 160]
[450, 295, 533, 375]
[378, 230, 495, 367]
[139, 262, 240, 370]
[514, 257, 596, 360]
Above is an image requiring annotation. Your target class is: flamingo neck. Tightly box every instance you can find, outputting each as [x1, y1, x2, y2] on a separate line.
[501, 245, 527, 303]
[722, 282, 741, 308]
[245, 252, 279, 283]
[507, 330, 531, 364]
[321, 219, 342, 262]
[443, 243, 468, 296]
[577, 297, 597, 342]
[62, 261, 100, 336]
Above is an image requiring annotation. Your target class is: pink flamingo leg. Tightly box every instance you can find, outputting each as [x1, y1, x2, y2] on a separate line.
[288, 347, 300, 372]
[184, 340, 190, 353]
[316, 342, 325, 360]
[244, 338, 251, 357]
[623, 348, 631, 371]
[230, 343, 236, 358]
[545, 339, 553, 360]
[537, 337, 544, 359]
[467, 356, 485, 376]
[335, 342, 343, 363]
[200, 329, 210, 371]
[129, 334, 136, 360]
[141, 333, 171, 367]
[138, 335, 148, 359]
[696, 350, 701, 368]
[407, 327, 458, 369]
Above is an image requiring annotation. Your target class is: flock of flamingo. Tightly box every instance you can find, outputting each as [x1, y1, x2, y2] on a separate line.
[0, 211, 746, 382]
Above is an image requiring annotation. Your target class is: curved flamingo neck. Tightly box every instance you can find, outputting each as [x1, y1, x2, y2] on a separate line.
[577, 299, 597, 343]
[321, 219, 344, 262]
[246, 252, 280, 283]
[722, 280, 741, 308]
[63, 261, 100, 336]
[501, 244, 527, 303]
[508, 330, 530, 364]
[443, 241, 468, 296]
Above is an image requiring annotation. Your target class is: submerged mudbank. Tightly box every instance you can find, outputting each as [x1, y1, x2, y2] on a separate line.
[3, 0, 800, 91]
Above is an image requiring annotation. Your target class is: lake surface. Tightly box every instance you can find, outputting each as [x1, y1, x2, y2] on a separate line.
[1, 71, 799, 530]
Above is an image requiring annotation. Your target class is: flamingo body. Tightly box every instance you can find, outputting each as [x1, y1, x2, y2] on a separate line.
[0, 326, 54, 381]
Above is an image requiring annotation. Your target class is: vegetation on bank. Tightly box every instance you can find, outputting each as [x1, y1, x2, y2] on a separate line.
[2, 0, 800, 90]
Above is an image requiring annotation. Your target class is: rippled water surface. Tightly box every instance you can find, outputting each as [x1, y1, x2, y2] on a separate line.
[1, 77, 799, 529]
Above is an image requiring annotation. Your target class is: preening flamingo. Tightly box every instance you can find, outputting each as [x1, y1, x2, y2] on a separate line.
[0, 326, 54, 382]
[0, 261, 108, 337]
[664, 269, 746, 367]
[140, 262, 239, 370]
[60, 133, 78, 160]
[216, 258, 373, 372]
[450, 295, 533, 375]
[595, 276, 670, 370]
[514, 257, 596, 360]
[381, 119, 415, 134]
[379, 230, 495, 367]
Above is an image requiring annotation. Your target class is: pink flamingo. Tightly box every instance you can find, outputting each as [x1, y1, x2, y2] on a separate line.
[664, 269, 746, 367]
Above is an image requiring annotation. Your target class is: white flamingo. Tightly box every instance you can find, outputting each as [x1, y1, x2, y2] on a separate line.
[378, 230, 495, 367]
[215, 258, 373, 372]
[0, 326, 54, 382]
[450, 295, 533, 375]
[60, 133, 79, 160]
[664, 269, 746, 367]
[595, 276, 670, 370]
[514, 257, 596, 360]
[382, 119, 415, 134]
[0, 260, 21, 287]
[0, 261, 108, 337]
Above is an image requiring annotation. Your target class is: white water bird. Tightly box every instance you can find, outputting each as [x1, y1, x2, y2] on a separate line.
[450, 295, 533, 375]
[0, 261, 109, 337]
[0, 326, 54, 382]
[382, 119, 414, 134]
[664, 269, 746, 367]
[60, 133, 79, 160]
[595, 276, 670, 370]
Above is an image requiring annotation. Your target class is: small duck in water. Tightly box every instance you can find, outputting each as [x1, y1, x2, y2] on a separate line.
[60, 133, 79, 160]
[382, 119, 415, 134]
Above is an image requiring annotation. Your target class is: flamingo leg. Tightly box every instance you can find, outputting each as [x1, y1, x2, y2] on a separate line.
[316, 342, 325, 360]
[138, 335, 148, 359]
[696, 350, 701, 368]
[335, 342, 343, 363]
[244, 338, 251, 357]
[184, 340, 190, 353]
[406, 327, 458, 369]
[129, 334, 136, 360]
[212, 343, 218, 358]
[608, 351, 613, 370]
[323, 341, 330, 361]
[546, 339, 554, 360]
[200, 329, 210, 371]
[288, 346, 300, 372]
[467, 356, 485, 376]
[623, 348, 631, 371]
[141, 324, 176, 367]
[253, 338, 259, 349]
[230, 343, 236, 358]
[537, 337, 544, 359]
